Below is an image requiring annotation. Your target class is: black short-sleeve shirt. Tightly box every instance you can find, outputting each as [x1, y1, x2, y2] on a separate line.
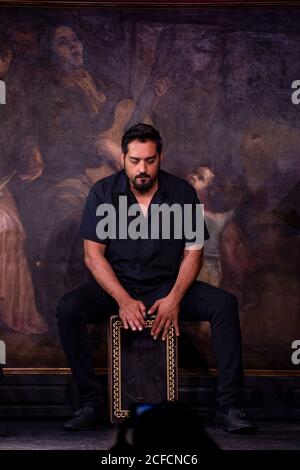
[80, 169, 209, 293]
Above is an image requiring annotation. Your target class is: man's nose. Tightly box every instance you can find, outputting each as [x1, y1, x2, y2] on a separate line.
[138, 161, 147, 173]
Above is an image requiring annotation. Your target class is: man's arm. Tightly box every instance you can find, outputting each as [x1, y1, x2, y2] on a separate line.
[84, 239, 130, 305]
[168, 247, 203, 303]
[84, 240, 146, 331]
[148, 248, 203, 340]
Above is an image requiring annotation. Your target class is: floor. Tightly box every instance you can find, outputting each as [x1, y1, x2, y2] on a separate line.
[0, 419, 299, 451]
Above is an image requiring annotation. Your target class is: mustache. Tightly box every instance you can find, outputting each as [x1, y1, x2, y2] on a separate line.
[135, 174, 151, 180]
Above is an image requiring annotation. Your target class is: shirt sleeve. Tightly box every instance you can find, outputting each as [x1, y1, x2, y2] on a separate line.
[79, 185, 109, 245]
[184, 187, 210, 250]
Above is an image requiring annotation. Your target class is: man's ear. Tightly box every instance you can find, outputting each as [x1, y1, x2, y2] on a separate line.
[160, 153, 163, 162]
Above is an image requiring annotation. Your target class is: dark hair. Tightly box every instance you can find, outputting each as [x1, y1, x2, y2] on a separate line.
[121, 123, 163, 156]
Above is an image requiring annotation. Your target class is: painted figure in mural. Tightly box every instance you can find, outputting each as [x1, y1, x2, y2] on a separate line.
[126, 23, 175, 129]
[23, 24, 135, 328]
[5, 22, 45, 84]
[57, 123, 257, 434]
[0, 37, 48, 335]
[184, 164, 255, 360]
[188, 164, 256, 307]
[148, 28, 235, 176]
[6, 23, 40, 61]
[188, 165, 232, 288]
[5, 23, 45, 212]
[230, 127, 300, 312]
[37, 24, 132, 181]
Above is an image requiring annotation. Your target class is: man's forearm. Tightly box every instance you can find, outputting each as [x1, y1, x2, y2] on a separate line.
[168, 249, 203, 303]
[85, 253, 131, 306]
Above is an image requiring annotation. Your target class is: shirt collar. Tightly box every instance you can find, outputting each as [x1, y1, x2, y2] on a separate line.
[112, 169, 168, 200]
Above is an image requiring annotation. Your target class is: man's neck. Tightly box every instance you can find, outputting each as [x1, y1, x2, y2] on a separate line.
[129, 179, 159, 201]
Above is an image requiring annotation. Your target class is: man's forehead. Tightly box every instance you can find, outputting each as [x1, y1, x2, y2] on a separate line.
[127, 140, 158, 155]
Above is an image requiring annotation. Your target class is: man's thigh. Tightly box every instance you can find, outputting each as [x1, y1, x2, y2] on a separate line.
[180, 280, 234, 322]
[58, 278, 119, 324]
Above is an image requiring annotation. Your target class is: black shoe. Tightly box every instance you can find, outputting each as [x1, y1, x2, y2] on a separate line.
[64, 406, 102, 431]
[215, 407, 258, 434]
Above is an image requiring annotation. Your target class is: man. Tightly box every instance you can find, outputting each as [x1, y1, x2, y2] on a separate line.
[57, 123, 257, 433]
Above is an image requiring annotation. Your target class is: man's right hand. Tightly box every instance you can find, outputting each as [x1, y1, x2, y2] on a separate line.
[118, 297, 146, 331]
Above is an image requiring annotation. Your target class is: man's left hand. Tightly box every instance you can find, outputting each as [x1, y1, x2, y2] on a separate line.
[147, 294, 180, 340]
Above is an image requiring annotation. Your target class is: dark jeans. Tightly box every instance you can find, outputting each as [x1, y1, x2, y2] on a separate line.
[56, 278, 243, 409]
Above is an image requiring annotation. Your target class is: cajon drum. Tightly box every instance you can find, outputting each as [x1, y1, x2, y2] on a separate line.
[109, 315, 178, 424]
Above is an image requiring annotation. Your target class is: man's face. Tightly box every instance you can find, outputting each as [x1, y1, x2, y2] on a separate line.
[52, 26, 83, 69]
[123, 139, 161, 193]
[0, 50, 13, 79]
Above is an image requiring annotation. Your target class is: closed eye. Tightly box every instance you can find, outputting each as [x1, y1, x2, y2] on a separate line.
[128, 156, 158, 164]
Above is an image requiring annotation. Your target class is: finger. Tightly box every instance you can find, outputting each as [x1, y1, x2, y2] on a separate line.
[134, 307, 146, 327]
[138, 302, 147, 317]
[136, 307, 146, 326]
[119, 312, 130, 330]
[148, 304, 156, 316]
[152, 318, 166, 340]
[122, 317, 129, 330]
[148, 300, 159, 316]
[123, 311, 139, 332]
[162, 320, 172, 341]
[128, 318, 137, 331]
[151, 314, 162, 336]
[131, 311, 145, 331]
[173, 319, 180, 337]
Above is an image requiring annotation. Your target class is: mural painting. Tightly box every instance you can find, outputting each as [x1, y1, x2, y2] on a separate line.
[0, 7, 299, 370]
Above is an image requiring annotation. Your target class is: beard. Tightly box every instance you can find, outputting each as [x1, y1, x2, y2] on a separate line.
[132, 174, 154, 193]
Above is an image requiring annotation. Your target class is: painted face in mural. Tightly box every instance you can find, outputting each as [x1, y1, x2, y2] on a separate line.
[52, 26, 83, 69]
[0, 48, 13, 79]
[10, 30, 39, 60]
[123, 139, 161, 193]
[188, 166, 215, 194]
[191, 44, 216, 73]
[187, 165, 217, 210]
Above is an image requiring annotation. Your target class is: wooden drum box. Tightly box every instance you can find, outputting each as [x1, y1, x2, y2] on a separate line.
[109, 315, 178, 423]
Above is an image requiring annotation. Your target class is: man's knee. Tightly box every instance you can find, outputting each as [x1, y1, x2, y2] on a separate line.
[56, 291, 82, 326]
[217, 290, 239, 318]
